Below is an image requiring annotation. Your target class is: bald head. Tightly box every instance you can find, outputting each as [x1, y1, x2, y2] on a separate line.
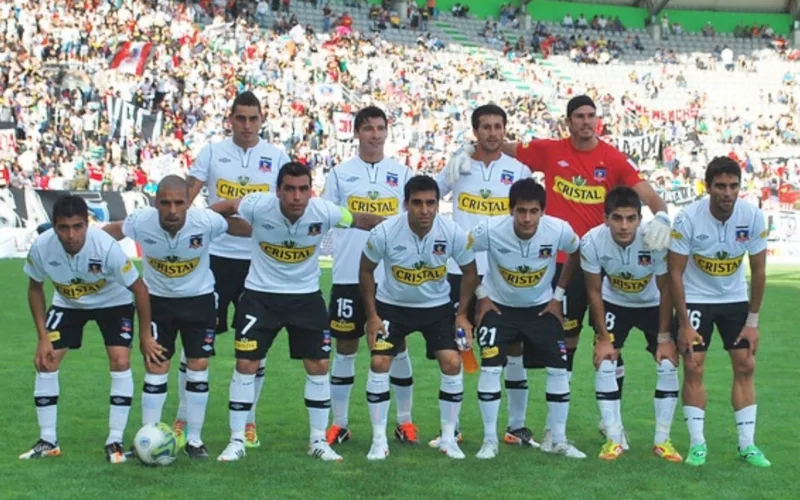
[157, 175, 189, 197]
[155, 175, 190, 234]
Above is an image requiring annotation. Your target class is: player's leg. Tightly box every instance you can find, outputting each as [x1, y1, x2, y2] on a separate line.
[719, 303, 770, 467]
[593, 303, 630, 460]
[475, 309, 512, 459]
[328, 284, 362, 445]
[503, 340, 534, 446]
[680, 303, 714, 466]
[141, 298, 175, 429]
[389, 340, 416, 444]
[559, 264, 588, 381]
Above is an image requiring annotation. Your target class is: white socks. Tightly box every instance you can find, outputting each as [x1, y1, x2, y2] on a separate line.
[366, 370, 391, 441]
[34, 371, 60, 444]
[176, 349, 188, 422]
[654, 359, 679, 444]
[229, 370, 255, 442]
[142, 372, 169, 425]
[504, 356, 528, 430]
[477, 366, 502, 443]
[331, 352, 356, 428]
[439, 371, 464, 443]
[684, 405, 706, 446]
[735, 404, 757, 450]
[390, 350, 414, 425]
[108, 369, 133, 445]
[304, 374, 331, 443]
[185, 369, 210, 445]
[595, 360, 622, 443]
[545, 367, 570, 445]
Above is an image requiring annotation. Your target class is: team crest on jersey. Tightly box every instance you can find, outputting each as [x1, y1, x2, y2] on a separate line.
[88, 259, 103, 274]
[539, 245, 554, 259]
[500, 170, 515, 185]
[594, 166, 607, 182]
[638, 251, 652, 266]
[386, 172, 399, 187]
[432, 241, 447, 256]
[258, 157, 272, 172]
[308, 223, 322, 236]
[735, 226, 750, 242]
[189, 234, 204, 249]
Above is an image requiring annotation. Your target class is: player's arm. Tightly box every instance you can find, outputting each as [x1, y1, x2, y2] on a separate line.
[28, 277, 59, 372]
[360, 227, 386, 350]
[102, 221, 125, 241]
[329, 203, 384, 231]
[505, 140, 547, 173]
[359, 254, 379, 322]
[737, 212, 769, 354]
[209, 198, 242, 218]
[667, 213, 695, 340]
[186, 176, 205, 204]
[129, 277, 165, 365]
[225, 218, 252, 237]
[654, 271, 678, 364]
[546, 223, 581, 319]
[351, 212, 384, 231]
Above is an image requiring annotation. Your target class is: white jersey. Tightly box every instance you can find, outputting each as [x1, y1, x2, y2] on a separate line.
[669, 197, 767, 304]
[436, 153, 531, 275]
[363, 213, 475, 308]
[122, 207, 228, 298]
[470, 215, 578, 308]
[580, 224, 666, 308]
[188, 138, 290, 260]
[322, 156, 411, 284]
[238, 193, 348, 294]
[24, 227, 139, 309]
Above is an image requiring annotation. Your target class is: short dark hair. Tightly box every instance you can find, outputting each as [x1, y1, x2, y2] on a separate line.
[231, 91, 262, 115]
[277, 161, 312, 188]
[52, 195, 89, 223]
[471, 104, 507, 130]
[354, 106, 388, 131]
[705, 156, 741, 185]
[604, 186, 642, 216]
[509, 178, 546, 210]
[404, 175, 440, 202]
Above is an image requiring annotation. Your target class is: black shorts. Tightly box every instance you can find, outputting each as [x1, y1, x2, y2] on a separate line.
[672, 302, 749, 352]
[447, 273, 484, 322]
[373, 301, 457, 360]
[477, 303, 567, 369]
[210, 255, 250, 334]
[151, 294, 217, 360]
[44, 304, 135, 350]
[552, 262, 587, 338]
[590, 301, 659, 355]
[234, 289, 330, 360]
[328, 284, 367, 339]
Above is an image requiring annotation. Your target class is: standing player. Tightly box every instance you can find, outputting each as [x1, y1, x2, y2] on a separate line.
[19, 196, 153, 463]
[470, 179, 585, 459]
[433, 104, 536, 448]
[103, 176, 251, 459]
[184, 91, 290, 448]
[360, 175, 478, 460]
[322, 106, 416, 447]
[581, 186, 681, 462]
[211, 162, 383, 462]
[669, 157, 770, 467]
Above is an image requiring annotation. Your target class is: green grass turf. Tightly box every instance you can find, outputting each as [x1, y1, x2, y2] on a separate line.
[1, 260, 799, 500]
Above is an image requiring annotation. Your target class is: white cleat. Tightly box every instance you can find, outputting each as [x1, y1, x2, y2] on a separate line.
[367, 439, 389, 461]
[548, 442, 587, 459]
[540, 429, 553, 452]
[439, 439, 466, 460]
[476, 440, 499, 460]
[309, 440, 343, 462]
[217, 440, 246, 462]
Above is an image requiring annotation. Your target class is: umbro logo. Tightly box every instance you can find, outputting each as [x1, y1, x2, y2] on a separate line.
[367, 394, 382, 403]
[230, 403, 245, 410]
[261, 223, 275, 230]
[195, 383, 208, 391]
[696, 234, 710, 241]
[202, 344, 213, 352]
[497, 248, 511, 254]
[345, 176, 359, 182]
[120, 333, 132, 340]
[144, 386, 159, 393]
[558, 160, 569, 168]
[111, 397, 127, 405]
[36, 398, 51, 405]
[600, 256, 612, 261]
[48, 260, 60, 267]
[144, 238, 158, 245]
[393, 245, 407, 251]
[219, 157, 232, 164]
[322, 345, 331, 352]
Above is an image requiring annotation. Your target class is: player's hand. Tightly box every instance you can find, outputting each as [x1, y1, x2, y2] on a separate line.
[34, 340, 57, 372]
[539, 298, 564, 324]
[655, 339, 679, 366]
[677, 325, 704, 358]
[366, 315, 386, 351]
[474, 297, 501, 328]
[141, 335, 167, 365]
[734, 326, 759, 357]
[593, 337, 617, 368]
[643, 211, 671, 251]
[445, 142, 475, 185]
[455, 314, 474, 349]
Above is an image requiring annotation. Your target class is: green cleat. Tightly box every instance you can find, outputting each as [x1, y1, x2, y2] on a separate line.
[739, 445, 771, 467]
[173, 419, 187, 449]
[685, 443, 707, 467]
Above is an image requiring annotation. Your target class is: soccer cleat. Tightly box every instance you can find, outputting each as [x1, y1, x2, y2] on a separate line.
[504, 427, 540, 448]
[684, 443, 707, 467]
[428, 429, 463, 448]
[173, 419, 187, 449]
[548, 441, 587, 459]
[309, 440, 343, 462]
[367, 438, 389, 461]
[439, 439, 466, 459]
[105, 442, 127, 464]
[653, 440, 683, 463]
[476, 440, 499, 459]
[540, 429, 553, 452]
[599, 440, 624, 460]
[19, 439, 61, 460]
[394, 422, 419, 445]
[326, 425, 352, 446]
[185, 442, 209, 460]
[598, 420, 630, 450]
[217, 440, 246, 462]
[738, 445, 771, 468]
[244, 423, 261, 448]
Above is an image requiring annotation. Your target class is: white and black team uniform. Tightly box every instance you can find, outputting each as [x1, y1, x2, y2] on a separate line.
[188, 138, 290, 333]
[669, 197, 767, 350]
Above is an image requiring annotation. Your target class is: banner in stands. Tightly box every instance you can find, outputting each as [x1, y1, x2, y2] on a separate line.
[142, 154, 179, 183]
[0, 122, 16, 160]
[616, 133, 661, 162]
[5, 188, 152, 226]
[105, 96, 164, 143]
[333, 112, 354, 140]
[314, 84, 343, 104]
[656, 185, 696, 206]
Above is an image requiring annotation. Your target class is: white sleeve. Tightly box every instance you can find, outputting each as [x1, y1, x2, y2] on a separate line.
[107, 241, 139, 288]
[188, 143, 212, 182]
[579, 233, 602, 274]
[206, 209, 229, 238]
[362, 225, 386, 263]
[435, 168, 452, 198]
[654, 249, 668, 276]
[237, 193, 263, 225]
[518, 162, 533, 180]
[321, 168, 341, 204]
[468, 220, 489, 253]
[121, 211, 139, 240]
[322, 199, 345, 228]
[746, 208, 768, 255]
[558, 221, 580, 254]
[668, 211, 692, 256]
[452, 225, 476, 266]
[23, 242, 46, 282]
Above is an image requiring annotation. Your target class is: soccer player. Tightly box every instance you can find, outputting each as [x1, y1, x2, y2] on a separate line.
[20, 195, 153, 464]
[360, 175, 478, 460]
[322, 106, 416, 446]
[434, 104, 536, 448]
[470, 178, 585, 459]
[185, 91, 290, 448]
[669, 157, 770, 467]
[211, 162, 383, 462]
[103, 176, 252, 459]
[581, 186, 681, 462]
